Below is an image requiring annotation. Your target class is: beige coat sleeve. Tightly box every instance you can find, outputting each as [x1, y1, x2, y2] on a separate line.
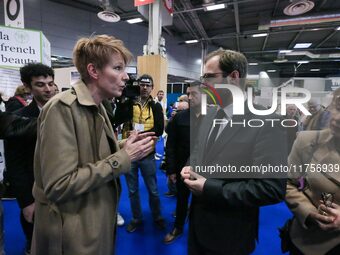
[286, 132, 318, 229]
[38, 103, 131, 204]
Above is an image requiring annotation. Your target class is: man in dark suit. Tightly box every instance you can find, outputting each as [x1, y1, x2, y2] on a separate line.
[163, 84, 202, 244]
[4, 63, 55, 255]
[181, 49, 287, 255]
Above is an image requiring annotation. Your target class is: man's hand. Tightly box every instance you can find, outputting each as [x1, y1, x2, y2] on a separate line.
[23, 203, 35, 223]
[180, 166, 206, 195]
[123, 132, 157, 162]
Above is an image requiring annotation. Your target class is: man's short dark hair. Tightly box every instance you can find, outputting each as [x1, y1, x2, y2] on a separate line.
[157, 90, 164, 94]
[138, 74, 153, 87]
[20, 63, 54, 87]
[205, 49, 248, 87]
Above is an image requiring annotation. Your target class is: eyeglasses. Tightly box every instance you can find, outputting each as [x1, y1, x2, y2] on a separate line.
[139, 83, 153, 88]
[199, 72, 229, 81]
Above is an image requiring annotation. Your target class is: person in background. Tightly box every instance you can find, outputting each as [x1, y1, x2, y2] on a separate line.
[163, 84, 202, 244]
[0, 93, 5, 112]
[32, 35, 155, 255]
[286, 88, 340, 255]
[303, 99, 330, 131]
[154, 90, 166, 116]
[286, 104, 300, 154]
[121, 74, 166, 233]
[5, 85, 31, 112]
[154, 90, 167, 160]
[53, 83, 60, 94]
[4, 63, 55, 255]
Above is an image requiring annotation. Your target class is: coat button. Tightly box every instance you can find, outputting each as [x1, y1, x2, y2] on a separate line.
[112, 161, 118, 167]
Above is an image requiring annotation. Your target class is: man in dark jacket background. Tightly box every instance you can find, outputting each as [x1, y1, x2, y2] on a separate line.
[4, 63, 55, 254]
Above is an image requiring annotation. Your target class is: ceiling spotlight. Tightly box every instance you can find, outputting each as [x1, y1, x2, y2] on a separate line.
[185, 40, 199, 44]
[267, 70, 277, 73]
[249, 63, 258, 65]
[127, 18, 143, 24]
[252, 33, 268, 38]
[337, 27, 340, 30]
[205, 4, 226, 11]
[298, 61, 309, 64]
[310, 68, 320, 71]
[279, 50, 292, 54]
[294, 43, 312, 49]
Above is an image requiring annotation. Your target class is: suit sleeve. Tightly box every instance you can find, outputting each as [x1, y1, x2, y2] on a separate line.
[165, 116, 177, 175]
[148, 102, 164, 137]
[202, 120, 287, 207]
[285, 132, 318, 228]
[37, 103, 131, 204]
[0, 112, 37, 139]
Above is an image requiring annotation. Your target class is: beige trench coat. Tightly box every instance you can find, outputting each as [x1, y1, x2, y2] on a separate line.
[286, 129, 340, 255]
[32, 80, 131, 255]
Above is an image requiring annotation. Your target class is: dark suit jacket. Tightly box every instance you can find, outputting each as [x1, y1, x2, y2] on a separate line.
[0, 112, 37, 139]
[4, 100, 39, 209]
[189, 104, 287, 255]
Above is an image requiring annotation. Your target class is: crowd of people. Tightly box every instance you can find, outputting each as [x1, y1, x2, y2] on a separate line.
[0, 34, 339, 255]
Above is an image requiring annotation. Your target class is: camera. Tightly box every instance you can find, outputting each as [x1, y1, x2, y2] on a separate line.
[122, 74, 140, 99]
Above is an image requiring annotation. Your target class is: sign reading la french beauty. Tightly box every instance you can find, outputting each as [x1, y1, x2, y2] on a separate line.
[0, 25, 41, 68]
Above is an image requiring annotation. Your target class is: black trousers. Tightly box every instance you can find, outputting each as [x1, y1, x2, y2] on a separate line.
[174, 173, 190, 230]
[20, 211, 33, 249]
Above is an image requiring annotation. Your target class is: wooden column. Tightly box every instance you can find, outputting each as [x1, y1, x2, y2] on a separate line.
[137, 55, 168, 97]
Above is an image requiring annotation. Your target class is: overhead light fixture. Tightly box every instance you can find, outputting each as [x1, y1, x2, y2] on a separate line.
[196, 59, 202, 64]
[249, 63, 258, 65]
[279, 50, 292, 54]
[205, 4, 226, 11]
[252, 33, 268, 38]
[97, 10, 120, 22]
[185, 40, 199, 44]
[337, 26, 340, 30]
[294, 43, 312, 49]
[298, 61, 309, 64]
[310, 68, 320, 71]
[126, 18, 143, 24]
[267, 70, 277, 73]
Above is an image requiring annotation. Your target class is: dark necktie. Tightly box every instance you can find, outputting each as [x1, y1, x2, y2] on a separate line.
[206, 109, 226, 151]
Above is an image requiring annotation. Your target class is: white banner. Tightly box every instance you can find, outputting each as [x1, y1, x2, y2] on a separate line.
[0, 67, 21, 98]
[0, 26, 42, 68]
[4, 0, 24, 28]
[42, 33, 51, 67]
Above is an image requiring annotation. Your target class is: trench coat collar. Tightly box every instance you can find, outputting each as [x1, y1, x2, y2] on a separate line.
[73, 80, 97, 107]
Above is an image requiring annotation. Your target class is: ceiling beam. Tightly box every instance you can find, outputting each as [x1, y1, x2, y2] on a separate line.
[287, 30, 303, 49]
[173, 3, 199, 39]
[315, 29, 338, 48]
[181, 0, 210, 42]
[262, 34, 269, 51]
[316, 0, 328, 11]
[233, 0, 241, 51]
[272, 0, 280, 17]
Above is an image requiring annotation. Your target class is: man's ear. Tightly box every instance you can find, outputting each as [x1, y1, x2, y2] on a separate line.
[87, 63, 99, 80]
[228, 70, 240, 86]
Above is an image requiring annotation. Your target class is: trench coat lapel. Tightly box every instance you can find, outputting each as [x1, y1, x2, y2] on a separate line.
[312, 132, 340, 183]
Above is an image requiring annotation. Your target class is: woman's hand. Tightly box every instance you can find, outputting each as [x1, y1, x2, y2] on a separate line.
[123, 131, 157, 162]
[308, 202, 340, 232]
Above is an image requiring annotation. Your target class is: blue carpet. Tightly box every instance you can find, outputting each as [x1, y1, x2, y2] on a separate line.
[3, 138, 292, 254]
